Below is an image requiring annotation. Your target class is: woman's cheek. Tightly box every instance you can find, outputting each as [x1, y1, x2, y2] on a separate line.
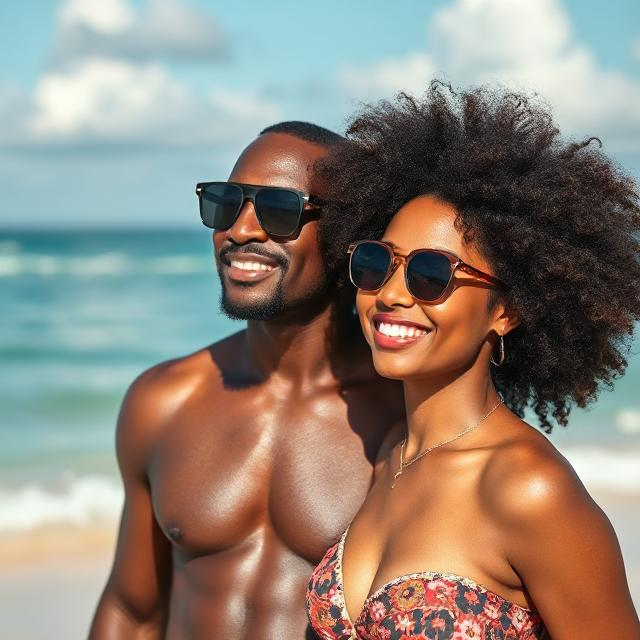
[356, 291, 374, 345]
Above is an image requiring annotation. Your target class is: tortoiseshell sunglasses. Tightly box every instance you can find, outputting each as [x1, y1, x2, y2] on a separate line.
[347, 240, 507, 303]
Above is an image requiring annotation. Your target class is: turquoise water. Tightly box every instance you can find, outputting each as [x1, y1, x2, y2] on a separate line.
[0, 231, 237, 502]
[1, 229, 639, 530]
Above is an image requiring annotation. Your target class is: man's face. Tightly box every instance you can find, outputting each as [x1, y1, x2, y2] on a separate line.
[213, 132, 329, 321]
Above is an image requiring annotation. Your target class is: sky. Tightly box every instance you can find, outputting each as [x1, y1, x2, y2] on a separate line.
[0, 0, 638, 228]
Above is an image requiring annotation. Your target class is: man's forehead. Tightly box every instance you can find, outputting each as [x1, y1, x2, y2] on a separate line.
[228, 132, 326, 189]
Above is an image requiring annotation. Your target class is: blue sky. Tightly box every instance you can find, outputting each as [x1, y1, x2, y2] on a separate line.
[0, 0, 638, 228]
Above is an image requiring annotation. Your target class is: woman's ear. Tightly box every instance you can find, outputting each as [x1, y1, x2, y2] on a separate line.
[492, 300, 520, 337]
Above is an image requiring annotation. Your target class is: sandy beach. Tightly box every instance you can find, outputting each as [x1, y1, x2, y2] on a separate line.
[0, 492, 638, 640]
[0, 526, 116, 640]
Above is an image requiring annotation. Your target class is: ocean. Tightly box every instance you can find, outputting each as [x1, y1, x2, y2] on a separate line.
[1, 229, 640, 533]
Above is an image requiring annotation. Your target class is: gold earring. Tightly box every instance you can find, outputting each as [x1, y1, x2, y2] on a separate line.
[491, 333, 505, 367]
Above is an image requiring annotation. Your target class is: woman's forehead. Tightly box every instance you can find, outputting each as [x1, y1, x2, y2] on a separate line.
[383, 195, 487, 266]
[383, 196, 460, 249]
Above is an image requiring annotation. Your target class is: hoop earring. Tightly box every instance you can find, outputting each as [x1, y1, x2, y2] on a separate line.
[491, 333, 505, 367]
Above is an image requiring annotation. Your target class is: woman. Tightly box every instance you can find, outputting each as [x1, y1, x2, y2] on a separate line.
[307, 83, 640, 639]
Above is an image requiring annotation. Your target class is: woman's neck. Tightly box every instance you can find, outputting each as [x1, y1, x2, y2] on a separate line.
[402, 363, 502, 459]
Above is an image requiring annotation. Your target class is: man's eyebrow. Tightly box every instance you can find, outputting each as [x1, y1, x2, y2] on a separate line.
[385, 240, 399, 249]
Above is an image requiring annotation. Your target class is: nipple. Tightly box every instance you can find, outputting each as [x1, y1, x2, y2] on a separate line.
[167, 526, 183, 543]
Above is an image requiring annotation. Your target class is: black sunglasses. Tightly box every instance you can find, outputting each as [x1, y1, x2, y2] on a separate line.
[195, 181, 321, 238]
[348, 240, 507, 303]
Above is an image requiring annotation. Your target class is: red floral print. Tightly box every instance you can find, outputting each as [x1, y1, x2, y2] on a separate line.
[307, 531, 548, 640]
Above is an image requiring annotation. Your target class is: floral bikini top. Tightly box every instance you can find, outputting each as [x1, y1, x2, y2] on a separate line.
[306, 529, 548, 640]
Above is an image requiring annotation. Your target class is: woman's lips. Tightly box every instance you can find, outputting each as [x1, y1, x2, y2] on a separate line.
[371, 313, 431, 350]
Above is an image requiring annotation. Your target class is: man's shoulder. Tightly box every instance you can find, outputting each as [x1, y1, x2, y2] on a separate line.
[117, 331, 247, 439]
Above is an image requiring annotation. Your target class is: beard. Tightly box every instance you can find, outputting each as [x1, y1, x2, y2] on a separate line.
[218, 267, 332, 322]
[216, 241, 331, 321]
[219, 276, 287, 321]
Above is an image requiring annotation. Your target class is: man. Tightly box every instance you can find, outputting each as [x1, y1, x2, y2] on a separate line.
[90, 122, 403, 639]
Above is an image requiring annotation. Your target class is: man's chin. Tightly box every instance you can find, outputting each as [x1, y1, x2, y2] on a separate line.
[219, 293, 285, 321]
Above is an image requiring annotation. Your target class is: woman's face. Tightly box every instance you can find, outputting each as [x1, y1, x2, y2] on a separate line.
[356, 195, 506, 382]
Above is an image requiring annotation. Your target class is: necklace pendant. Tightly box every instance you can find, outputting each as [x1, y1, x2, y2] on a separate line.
[391, 469, 402, 489]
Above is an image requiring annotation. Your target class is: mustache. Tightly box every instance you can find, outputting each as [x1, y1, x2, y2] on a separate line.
[219, 243, 289, 268]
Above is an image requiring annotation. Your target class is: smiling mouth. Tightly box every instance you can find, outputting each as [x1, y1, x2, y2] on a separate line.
[375, 320, 428, 339]
[372, 315, 431, 349]
[229, 259, 275, 273]
[222, 252, 280, 283]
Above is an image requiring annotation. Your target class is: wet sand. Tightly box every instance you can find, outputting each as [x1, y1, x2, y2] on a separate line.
[0, 526, 116, 640]
[0, 492, 637, 639]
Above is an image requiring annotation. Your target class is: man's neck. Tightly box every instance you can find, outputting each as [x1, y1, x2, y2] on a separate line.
[244, 300, 366, 387]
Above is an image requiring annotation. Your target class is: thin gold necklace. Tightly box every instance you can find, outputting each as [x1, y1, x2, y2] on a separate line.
[391, 398, 503, 488]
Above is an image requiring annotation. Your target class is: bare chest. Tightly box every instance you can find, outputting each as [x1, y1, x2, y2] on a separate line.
[342, 454, 515, 617]
[147, 389, 386, 563]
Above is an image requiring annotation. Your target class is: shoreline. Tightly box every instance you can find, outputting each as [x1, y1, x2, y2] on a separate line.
[0, 524, 117, 569]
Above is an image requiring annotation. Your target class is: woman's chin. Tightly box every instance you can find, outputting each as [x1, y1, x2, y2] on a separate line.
[371, 355, 420, 381]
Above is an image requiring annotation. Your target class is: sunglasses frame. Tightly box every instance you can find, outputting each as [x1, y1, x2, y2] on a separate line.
[195, 181, 321, 238]
[347, 239, 507, 304]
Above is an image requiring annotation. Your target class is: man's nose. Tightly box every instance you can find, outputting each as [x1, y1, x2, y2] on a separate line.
[226, 200, 268, 244]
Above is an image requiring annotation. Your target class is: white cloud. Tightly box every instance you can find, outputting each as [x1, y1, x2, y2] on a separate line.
[429, 0, 571, 75]
[0, 1, 280, 150]
[337, 0, 640, 156]
[13, 58, 281, 148]
[59, 0, 135, 34]
[30, 58, 191, 142]
[53, 0, 227, 64]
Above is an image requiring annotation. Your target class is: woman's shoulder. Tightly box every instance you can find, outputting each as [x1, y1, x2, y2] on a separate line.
[479, 420, 603, 530]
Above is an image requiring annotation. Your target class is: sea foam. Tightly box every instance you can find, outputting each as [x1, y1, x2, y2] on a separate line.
[0, 475, 123, 532]
[1, 447, 640, 532]
[559, 446, 640, 494]
[616, 409, 640, 435]
[0, 253, 210, 277]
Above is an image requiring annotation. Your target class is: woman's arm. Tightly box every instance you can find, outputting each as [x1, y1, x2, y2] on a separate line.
[488, 445, 639, 639]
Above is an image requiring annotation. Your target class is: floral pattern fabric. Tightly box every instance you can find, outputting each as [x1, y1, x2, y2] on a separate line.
[306, 531, 548, 640]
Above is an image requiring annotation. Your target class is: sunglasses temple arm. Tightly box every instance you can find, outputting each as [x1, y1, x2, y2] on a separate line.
[458, 263, 505, 288]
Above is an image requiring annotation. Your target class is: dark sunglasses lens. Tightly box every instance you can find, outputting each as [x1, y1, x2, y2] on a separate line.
[200, 183, 243, 229]
[407, 251, 452, 300]
[350, 242, 392, 290]
[254, 188, 302, 236]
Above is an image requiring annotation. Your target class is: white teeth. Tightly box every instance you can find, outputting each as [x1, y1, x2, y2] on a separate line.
[230, 260, 274, 272]
[377, 321, 427, 338]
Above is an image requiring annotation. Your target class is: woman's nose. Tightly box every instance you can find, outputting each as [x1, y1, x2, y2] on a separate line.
[377, 262, 414, 308]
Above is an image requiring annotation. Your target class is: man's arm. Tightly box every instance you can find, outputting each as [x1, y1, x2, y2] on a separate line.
[89, 368, 174, 639]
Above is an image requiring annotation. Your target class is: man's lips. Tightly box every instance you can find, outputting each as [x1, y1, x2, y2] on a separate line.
[220, 251, 280, 283]
[371, 313, 432, 350]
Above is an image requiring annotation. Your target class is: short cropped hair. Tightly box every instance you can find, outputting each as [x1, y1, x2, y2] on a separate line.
[260, 121, 343, 148]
